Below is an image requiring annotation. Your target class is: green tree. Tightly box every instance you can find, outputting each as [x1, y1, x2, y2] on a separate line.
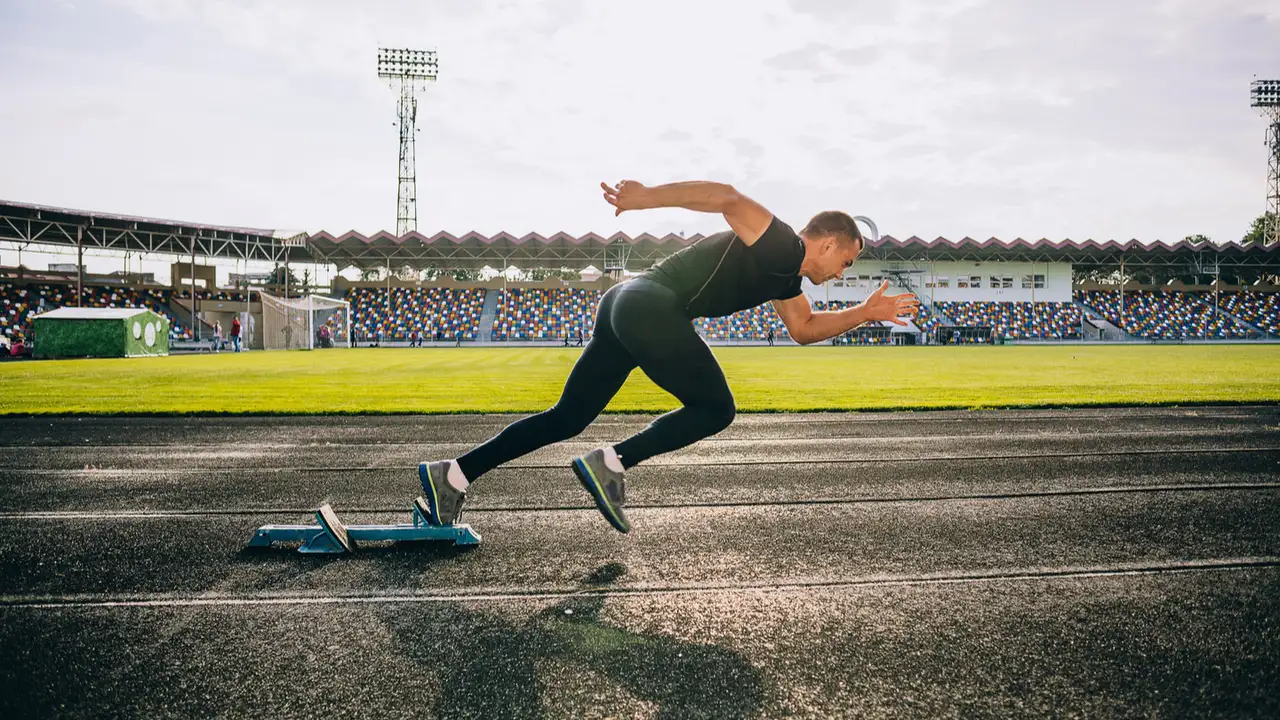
[265, 265, 300, 288]
[1241, 212, 1277, 245]
[1183, 234, 1211, 244]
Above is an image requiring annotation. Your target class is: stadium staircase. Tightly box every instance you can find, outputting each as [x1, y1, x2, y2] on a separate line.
[476, 290, 498, 343]
[929, 304, 956, 326]
[884, 268, 948, 332]
[1075, 302, 1129, 341]
[1218, 308, 1271, 338]
[166, 298, 216, 340]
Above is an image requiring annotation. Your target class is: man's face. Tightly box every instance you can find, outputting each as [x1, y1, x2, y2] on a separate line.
[813, 235, 863, 285]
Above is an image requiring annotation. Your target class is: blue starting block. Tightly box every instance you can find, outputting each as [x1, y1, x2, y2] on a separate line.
[248, 497, 481, 554]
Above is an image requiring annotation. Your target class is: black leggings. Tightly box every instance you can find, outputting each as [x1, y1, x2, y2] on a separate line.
[456, 278, 735, 480]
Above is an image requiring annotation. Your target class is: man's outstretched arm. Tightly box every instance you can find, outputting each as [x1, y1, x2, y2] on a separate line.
[772, 280, 921, 345]
[601, 179, 773, 245]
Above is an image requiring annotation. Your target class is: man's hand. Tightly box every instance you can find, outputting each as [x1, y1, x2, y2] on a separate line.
[858, 280, 921, 326]
[601, 180, 648, 216]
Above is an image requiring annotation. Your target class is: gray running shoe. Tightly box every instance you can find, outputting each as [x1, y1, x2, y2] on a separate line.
[571, 449, 630, 533]
[418, 460, 466, 525]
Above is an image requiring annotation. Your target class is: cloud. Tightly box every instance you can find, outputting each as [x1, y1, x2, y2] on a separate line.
[730, 137, 765, 163]
[765, 43, 833, 72]
[0, 0, 1273, 250]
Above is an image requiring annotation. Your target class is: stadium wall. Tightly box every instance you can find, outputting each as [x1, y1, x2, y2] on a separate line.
[807, 261, 1074, 304]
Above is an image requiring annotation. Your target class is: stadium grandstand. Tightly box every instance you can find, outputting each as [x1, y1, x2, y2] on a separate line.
[3, 199, 1280, 351]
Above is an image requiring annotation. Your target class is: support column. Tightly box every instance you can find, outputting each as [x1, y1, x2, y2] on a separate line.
[1118, 258, 1125, 338]
[76, 225, 84, 307]
[191, 234, 199, 341]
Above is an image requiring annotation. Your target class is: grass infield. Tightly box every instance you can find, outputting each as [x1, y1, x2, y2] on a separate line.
[0, 345, 1277, 415]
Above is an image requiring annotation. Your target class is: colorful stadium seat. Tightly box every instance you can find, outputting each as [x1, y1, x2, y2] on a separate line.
[1076, 290, 1254, 339]
[932, 301, 1082, 340]
[348, 287, 485, 341]
[695, 303, 790, 341]
[493, 288, 599, 341]
[1, 283, 195, 340]
[1220, 291, 1280, 336]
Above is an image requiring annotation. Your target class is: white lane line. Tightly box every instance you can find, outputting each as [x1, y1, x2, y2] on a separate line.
[0, 482, 1276, 521]
[2, 557, 1276, 610]
[7, 445, 1279, 474]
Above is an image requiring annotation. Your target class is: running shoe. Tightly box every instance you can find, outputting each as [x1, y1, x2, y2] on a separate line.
[418, 460, 467, 525]
[571, 449, 630, 533]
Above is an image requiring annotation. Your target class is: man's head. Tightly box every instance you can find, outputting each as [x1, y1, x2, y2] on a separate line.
[798, 210, 864, 285]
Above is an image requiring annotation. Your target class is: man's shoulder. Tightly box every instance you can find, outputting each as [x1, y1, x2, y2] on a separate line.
[762, 215, 799, 240]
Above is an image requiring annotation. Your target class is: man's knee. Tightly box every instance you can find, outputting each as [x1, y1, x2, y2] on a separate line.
[547, 402, 594, 438]
[704, 398, 736, 433]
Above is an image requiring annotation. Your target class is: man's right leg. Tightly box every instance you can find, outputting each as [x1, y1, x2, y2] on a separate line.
[419, 330, 635, 525]
[452, 333, 636, 482]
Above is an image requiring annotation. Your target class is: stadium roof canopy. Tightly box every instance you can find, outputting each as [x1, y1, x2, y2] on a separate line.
[861, 235, 1280, 271]
[4, 199, 1276, 273]
[305, 229, 1280, 272]
[0, 200, 309, 264]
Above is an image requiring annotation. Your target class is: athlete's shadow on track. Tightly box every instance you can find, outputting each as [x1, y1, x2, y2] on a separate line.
[384, 562, 767, 719]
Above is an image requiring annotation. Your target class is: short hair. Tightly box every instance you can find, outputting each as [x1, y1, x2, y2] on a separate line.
[801, 210, 863, 250]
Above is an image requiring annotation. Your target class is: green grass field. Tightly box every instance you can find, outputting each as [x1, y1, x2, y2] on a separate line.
[1, 345, 1278, 415]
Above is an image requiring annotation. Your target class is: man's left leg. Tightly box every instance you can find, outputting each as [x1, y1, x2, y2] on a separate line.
[611, 331, 735, 468]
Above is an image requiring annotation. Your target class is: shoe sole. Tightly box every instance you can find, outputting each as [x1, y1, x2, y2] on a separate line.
[571, 457, 630, 533]
[418, 462, 445, 526]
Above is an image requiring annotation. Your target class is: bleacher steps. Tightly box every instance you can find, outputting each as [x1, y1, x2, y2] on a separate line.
[1075, 302, 1131, 341]
[476, 289, 499, 344]
[1217, 308, 1270, 338]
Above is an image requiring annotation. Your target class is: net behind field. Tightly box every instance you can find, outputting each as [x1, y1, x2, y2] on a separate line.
[260, 292, 351, 351]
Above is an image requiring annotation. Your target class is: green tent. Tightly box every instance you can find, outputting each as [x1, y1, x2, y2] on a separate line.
[33, 307, 170, 359]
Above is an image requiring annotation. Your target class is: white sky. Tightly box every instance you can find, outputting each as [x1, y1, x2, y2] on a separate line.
[1, 0, 1278, 282]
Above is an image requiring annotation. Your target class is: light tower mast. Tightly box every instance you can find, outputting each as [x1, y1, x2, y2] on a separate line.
[1250, 79, 1280, 246]
[377, 47, 438, 235]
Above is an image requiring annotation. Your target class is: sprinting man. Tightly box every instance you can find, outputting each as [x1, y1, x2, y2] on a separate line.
[420, 180, 920, 532]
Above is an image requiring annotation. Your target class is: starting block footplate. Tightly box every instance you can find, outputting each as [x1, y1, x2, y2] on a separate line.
[248, 497, 481, 554]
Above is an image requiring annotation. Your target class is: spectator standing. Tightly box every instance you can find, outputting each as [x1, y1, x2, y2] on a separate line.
[230, 316, 242, 352]
[213, 321, 224, 352]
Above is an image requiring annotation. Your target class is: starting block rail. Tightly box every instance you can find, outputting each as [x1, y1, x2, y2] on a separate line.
[248, 497, 481, 554]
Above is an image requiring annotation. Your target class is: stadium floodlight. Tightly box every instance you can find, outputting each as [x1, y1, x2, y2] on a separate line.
[377, 47, 439, 236]
[1250, 79, 1280, 246]
[1250, 79, 1280, 108]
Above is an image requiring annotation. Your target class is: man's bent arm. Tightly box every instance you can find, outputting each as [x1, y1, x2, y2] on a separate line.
[793, 304, 875, 345]
[634, 181, 739, 213]
[632, 181, 773, 244]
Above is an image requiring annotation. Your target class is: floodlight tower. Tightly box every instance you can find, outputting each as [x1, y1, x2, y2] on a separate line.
[377, 47, 438, 235]
[1251, 79, 1280, 246]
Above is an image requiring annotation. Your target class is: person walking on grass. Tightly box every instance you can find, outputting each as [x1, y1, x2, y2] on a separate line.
[419, 179, 920, 533]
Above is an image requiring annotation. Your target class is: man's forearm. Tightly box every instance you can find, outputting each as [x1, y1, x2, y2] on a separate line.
[637, 181, 739, 214]
[799, 306, 870, 344]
